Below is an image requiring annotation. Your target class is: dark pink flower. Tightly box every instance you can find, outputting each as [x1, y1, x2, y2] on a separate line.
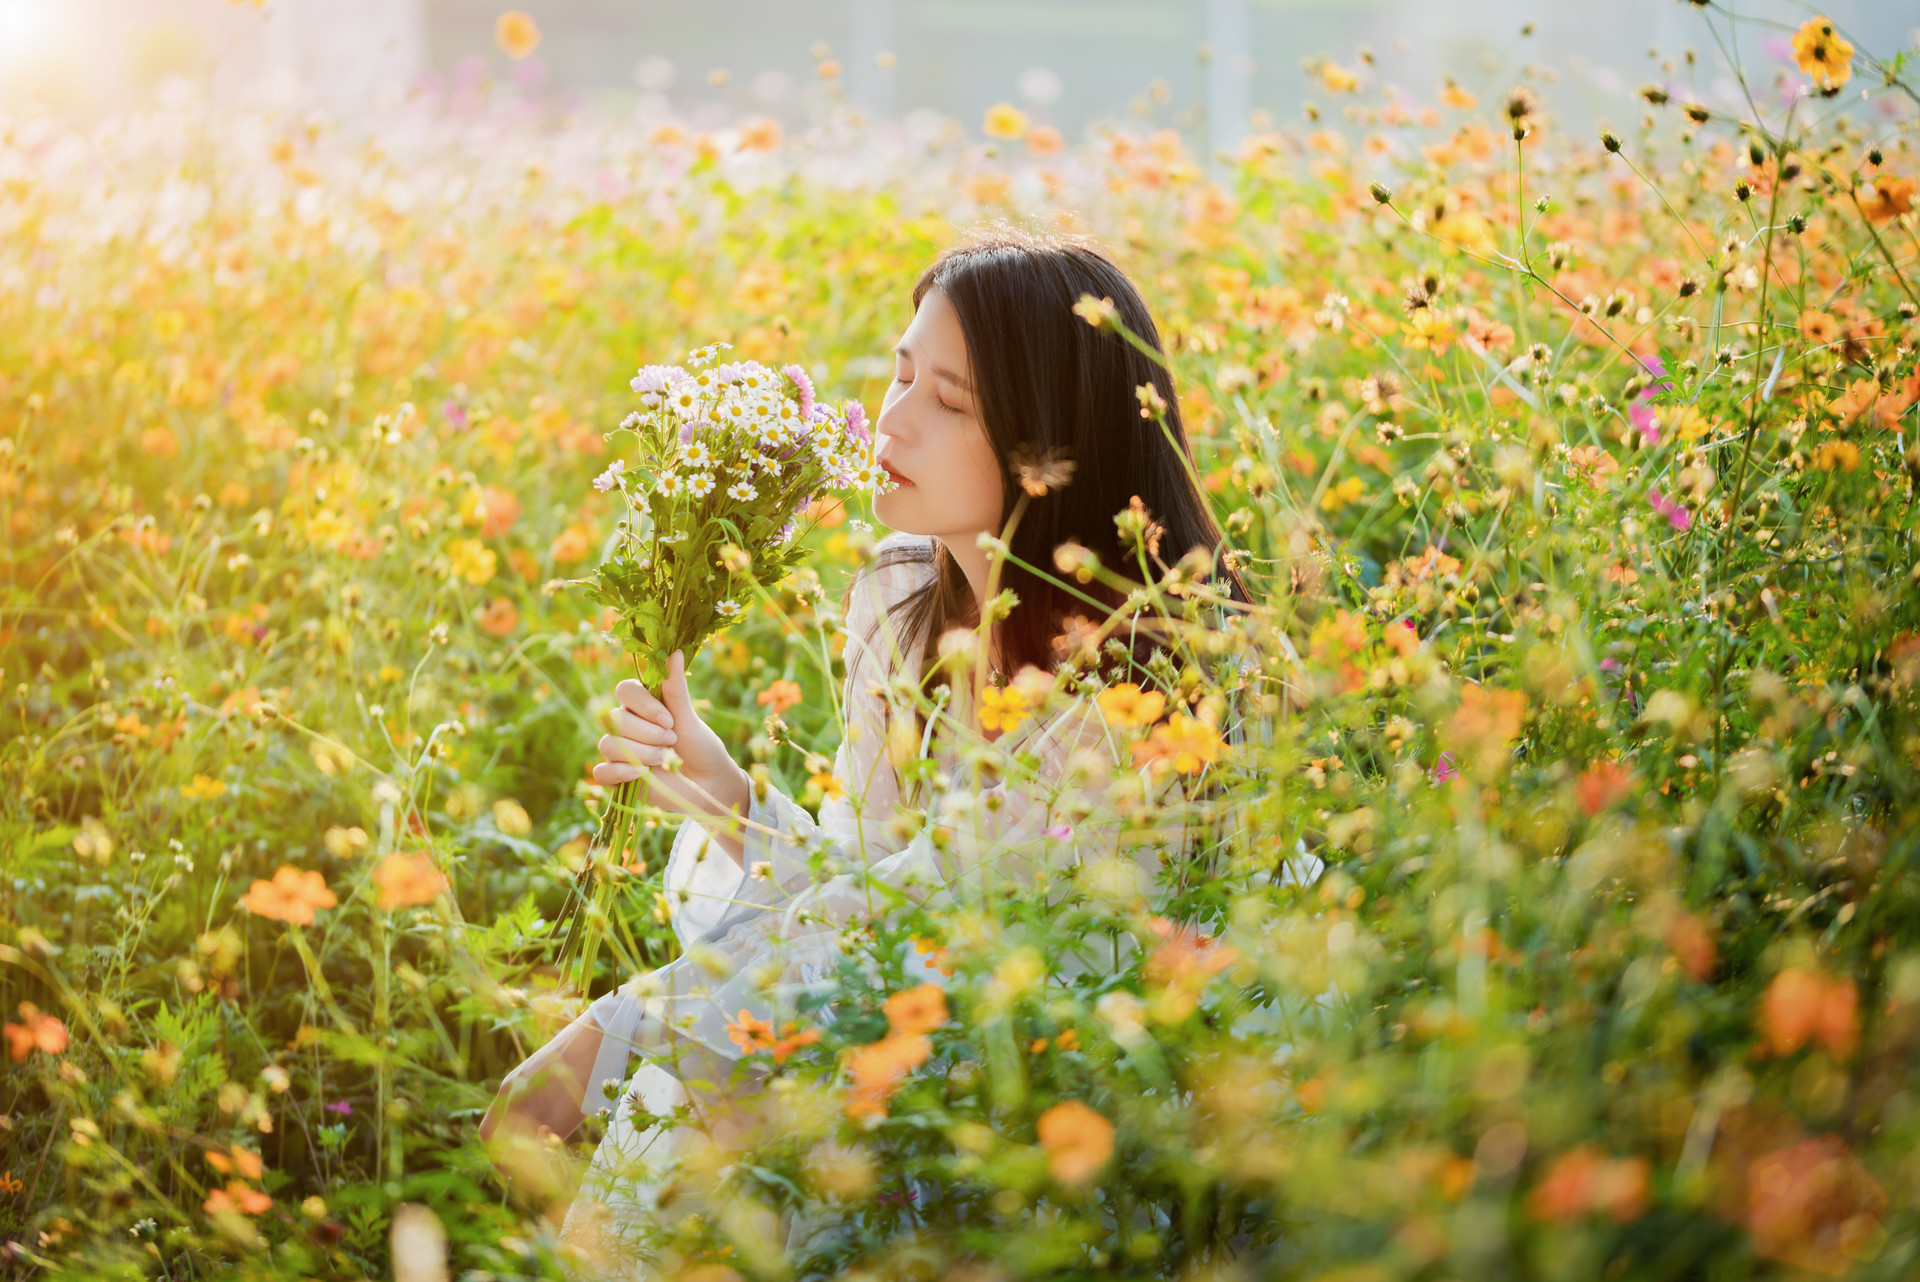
[1648, 486, 1692, 531]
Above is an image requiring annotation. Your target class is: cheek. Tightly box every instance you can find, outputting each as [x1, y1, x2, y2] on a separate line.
[958, 424, 1004, 528]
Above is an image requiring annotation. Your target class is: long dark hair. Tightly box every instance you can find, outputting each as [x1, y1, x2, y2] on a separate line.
[877, 225, 1247, 687]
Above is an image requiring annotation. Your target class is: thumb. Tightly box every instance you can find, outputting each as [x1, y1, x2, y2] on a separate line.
[658, 650, 697, 725]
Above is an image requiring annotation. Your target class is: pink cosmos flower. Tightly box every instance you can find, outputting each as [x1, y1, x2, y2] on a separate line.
[1628, 358, 1669, 444]
[783, 364, 816, 418]
[592, 460, 625, 492]
[1433, 752, 1458, 784]
[1648, 486, 1692, 531]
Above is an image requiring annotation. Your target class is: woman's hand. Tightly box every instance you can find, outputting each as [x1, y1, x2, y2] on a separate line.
[593, 650, 749, 823]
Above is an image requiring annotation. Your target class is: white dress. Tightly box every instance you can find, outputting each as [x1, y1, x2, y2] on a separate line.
[547, 532, 1321, 1264]
[549, 533, 1116, 1256]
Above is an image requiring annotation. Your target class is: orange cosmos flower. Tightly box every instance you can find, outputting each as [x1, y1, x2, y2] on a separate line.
[1027, 126, 1065, 156]
[1143, 917, 1238, 988]
[1036, 1100, 1114, 1183]
[770, 1023, 822, 1063]
[883, 983, 948, 1036]
[1566, 445, 1620, 486]
[241, 866, 337, 926]
[845, 1033, 932, 1119]
[1404, 545, 1462, 581]
[1096, 682, 1166, 727]
[550, 524, 593, 564]
[1798, 309, 1840, 346]
[1574, 760, 1634, 816]
[1130, 713, 1226, 776]
[1759, 967, 1858, 1059]
[204, 1181, 272, 1216]
[755, 679, 803, 714]
[495, 10, 541, 60]
[727, 1008, 777, 1055]
[4, 1003, 68, 1062]
[1790, 16, 1852, 91]
[1748, 1135, 1885, 1275]
[205, 1146, 265, 1179]
[738, 117, 783, 152]
[1859, 175, 1914, 223]
[1528, 1147, 1651, 1223]
[477, 596, 520, 637]
[1445, 683, 1527, 774]
[1664, 910, 1718, 983]
[372, 852, 449, 912]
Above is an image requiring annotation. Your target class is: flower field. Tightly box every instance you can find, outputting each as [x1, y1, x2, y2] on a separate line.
[3, 9, 1920, 1279]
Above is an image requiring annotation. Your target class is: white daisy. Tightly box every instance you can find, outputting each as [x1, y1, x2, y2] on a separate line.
[685, 472, 715, 498]
[682, 440, 713, 468]
[655, 472, 683, 497]
[716, 598, 742, 617]
[727, 480, 758, 501]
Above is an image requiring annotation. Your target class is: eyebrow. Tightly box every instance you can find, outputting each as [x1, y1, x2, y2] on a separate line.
[892, 344, 973, 394]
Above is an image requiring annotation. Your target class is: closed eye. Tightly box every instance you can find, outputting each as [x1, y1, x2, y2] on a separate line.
[896, 373, 965, 415]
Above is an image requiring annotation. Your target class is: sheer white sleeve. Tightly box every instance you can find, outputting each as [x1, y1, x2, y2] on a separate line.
[580, 535, 945, 1093]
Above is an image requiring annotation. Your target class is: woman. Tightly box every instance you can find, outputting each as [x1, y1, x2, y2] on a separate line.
[482, 227, 1251, 1258]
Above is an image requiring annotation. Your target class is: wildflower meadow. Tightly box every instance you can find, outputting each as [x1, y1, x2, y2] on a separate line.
[3, 6, 1920, 1279]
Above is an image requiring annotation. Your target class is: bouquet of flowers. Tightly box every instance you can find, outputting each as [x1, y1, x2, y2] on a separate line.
[559, 342, 885, 979]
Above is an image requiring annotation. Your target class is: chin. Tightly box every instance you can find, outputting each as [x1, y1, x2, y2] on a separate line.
[873, 491, 929, 535]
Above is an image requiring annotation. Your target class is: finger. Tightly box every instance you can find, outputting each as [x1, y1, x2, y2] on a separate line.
[658, 650, 696, 727]
[592, 761, 643, 786]
[614, 678, 673, 729]
[610, 708, 677, 747]
[599, 733, 670, 770]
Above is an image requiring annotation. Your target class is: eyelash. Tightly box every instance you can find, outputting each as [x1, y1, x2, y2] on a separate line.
[894, 374, 964, 415]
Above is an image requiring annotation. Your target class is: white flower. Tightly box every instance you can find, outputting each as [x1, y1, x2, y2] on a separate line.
[667, 383, 701, 419]
[620, 411, 642, 429]
[848, 461, 881, 490]
[655, 472, 683, 497]
[716, 598, 742, 617]
[631, 365, 675, 395]
[850, 518, 872, 533]
[756, 455, 784, 477]
[592, 460, 626, 492]
[726, 480, 759, 501]
[682, 440, 713, 468]
[684, 472, 716, 498]
[686, 342, 731, 369]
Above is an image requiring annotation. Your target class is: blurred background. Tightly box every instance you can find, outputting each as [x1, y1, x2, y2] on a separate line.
[0, 0, 1912, 146]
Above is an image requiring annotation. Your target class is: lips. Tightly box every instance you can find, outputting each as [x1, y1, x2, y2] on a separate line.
[880, 461, 914, 487]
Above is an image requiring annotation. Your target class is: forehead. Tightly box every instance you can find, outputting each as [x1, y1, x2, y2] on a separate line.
[900, 287, 967, 363]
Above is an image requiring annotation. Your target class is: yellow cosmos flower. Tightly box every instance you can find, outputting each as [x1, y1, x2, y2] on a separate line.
[978, 684, 1029, 734]
[1097, 682, 1167, 728]
[983, 103, 1029, 140]
[1791, 16, 1852, 91]
[495, 10, 541, 60]
[446, 538, 497, 585]
[181, 774, 228, 799]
